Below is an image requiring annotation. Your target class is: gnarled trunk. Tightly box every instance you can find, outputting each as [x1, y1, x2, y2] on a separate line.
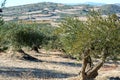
[79, 49, 106, 80]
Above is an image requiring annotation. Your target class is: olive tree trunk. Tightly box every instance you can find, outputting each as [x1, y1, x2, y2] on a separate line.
[79, 49, 107, 80]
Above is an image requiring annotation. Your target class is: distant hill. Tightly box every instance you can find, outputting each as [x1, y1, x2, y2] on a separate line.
[115, 3, 120, 6]
[3, 2, 73, 16]
[64, 2, 105, 6]
[2, 2, 120, 21]
[3, 2, 120, 16]
[83, 2, 105, 6]
[100, 4, 120, 14]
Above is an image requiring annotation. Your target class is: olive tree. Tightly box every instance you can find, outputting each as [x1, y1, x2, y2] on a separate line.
[56, 12, 120, 80]
[0, 0, 7, 25]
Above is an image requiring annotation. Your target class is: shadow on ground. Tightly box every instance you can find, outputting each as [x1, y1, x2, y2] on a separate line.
[0, 66, 76, 79]
[45, 61, 82, 67]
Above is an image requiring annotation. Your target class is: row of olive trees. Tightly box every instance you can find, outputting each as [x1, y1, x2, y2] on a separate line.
[0, 0, 60, 52]
[0, 22, 58, 52]
[56, 12, 120, 80]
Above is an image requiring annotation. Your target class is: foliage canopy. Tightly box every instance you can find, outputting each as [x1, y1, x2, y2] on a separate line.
[56, 12, 120, 60]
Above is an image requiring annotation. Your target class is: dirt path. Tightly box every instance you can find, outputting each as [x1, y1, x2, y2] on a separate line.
[0, 49, 120, 80]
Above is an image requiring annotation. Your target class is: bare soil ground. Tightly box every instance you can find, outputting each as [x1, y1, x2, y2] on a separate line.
[0, 49, 120, 80]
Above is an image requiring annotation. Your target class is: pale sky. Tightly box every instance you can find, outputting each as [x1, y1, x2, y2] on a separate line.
[1, 0, 120, 7]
